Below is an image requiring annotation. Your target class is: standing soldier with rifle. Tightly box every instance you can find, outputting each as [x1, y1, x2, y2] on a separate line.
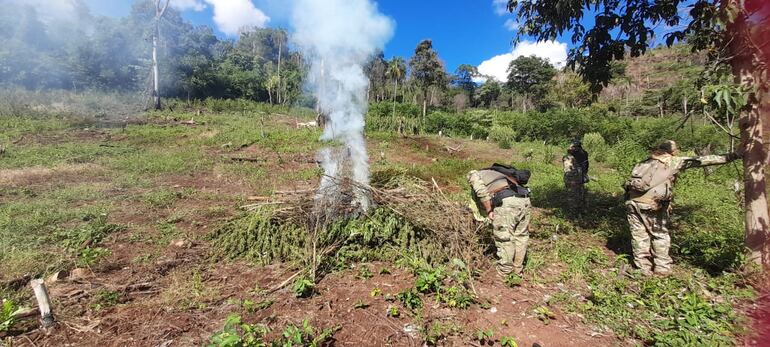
[563, 139, 589, 213]
[468, 164, 532, 277]
[624, 140, 740, 276]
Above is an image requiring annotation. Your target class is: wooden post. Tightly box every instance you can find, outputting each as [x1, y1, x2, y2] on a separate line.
[30, 279, 55, 328]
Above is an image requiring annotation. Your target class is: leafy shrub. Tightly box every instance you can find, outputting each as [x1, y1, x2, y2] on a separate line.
[208, 315, 336, 347]
[488, 126, 517, 149]
[581, 132, 608, 162]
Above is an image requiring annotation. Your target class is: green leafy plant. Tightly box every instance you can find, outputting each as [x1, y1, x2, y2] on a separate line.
[438, 286, 475, 309]
[1, 300, 25, 332]
[386, 305, 400, 317]
[504, 273, 523, 288]
[292, 278, 315, 298]
[78, 247, 111, 267]
[500, 336, 518, 347]
[534, 306, 556, 324]
[353, 300, 369, 309]
[414, 267, 444, 294]
[357, 265, 373, 280]
[90, 289, 121, 311]
[397, 289, 423, 312]
[279, 320, 337, 347]
[208, 314, 269, 347]
[475, 329, 494, 345]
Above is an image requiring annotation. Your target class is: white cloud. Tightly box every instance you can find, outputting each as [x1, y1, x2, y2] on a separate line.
[476, 40, 568, 82]
[503, 18, 520, 31]
[204, 0, 270, 36]
[172, 0, 206, 12]
[492, 0, 508, 15]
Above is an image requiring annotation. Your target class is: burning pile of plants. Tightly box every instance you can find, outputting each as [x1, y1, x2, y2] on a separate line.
[208, 169, 492, 282]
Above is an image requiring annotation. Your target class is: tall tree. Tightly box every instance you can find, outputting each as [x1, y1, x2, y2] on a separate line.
[387, 56, 407, 118]
[476, 79, 502, 108]
[151, 0, 170, 110]
[364, 51, 388, 102]
[454, 64, 479, 105]
[506, 55, 556, 111]
[505, 0, 769, 266]
[409, 40, 446, 119]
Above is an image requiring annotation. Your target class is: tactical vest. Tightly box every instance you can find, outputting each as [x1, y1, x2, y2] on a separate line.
[625, 155, 677, 208]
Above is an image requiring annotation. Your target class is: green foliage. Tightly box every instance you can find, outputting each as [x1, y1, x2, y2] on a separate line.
[581, 132, 608, 162]
[500, 336, 519, 347]
[504, 273, 523, 288]
[438, 286, 475, 309]
[386, 305, 400, 317]
[397, 289, 423, 312]
[292, 278, 315, 298]
[357, 266, 373, 280]
[208, 314, 270, 347]
[1, 300, 25, 332]
[91, 290, 121, 310]
[533, 306, 556, 324]
[78, 247, 112, 267]
[475, 329, 494, 344]
[506, 55, 557, 107]
[415, 267, 445, 293]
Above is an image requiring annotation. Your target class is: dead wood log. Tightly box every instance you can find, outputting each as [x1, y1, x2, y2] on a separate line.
[30, 279, 55, 328]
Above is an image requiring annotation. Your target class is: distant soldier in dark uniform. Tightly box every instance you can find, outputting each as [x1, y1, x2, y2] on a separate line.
[563, 139, 589, 212]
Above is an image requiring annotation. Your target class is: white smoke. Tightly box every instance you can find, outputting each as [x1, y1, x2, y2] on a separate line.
[291, 0, 394, 213]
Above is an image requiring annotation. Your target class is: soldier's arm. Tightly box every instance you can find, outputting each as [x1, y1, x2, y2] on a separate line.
[468, 171, 494, 213]
[677, 152, 741, 170]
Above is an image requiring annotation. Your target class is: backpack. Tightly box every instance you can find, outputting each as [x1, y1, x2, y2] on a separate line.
[624, 158, 676, 202]
[486, 163, 531, 186]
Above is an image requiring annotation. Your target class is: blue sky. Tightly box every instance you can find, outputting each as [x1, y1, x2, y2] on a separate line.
[82, 0, 569, 81]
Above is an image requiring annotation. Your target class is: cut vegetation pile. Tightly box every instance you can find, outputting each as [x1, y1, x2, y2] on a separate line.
[209, 170, 490, 283]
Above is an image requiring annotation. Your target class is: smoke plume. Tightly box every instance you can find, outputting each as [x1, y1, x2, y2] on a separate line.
[291, 0, 394, 214]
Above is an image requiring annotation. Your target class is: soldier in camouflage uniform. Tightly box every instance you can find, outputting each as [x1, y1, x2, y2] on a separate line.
[624, 140, 740, 275]
[563, 140, 589, 212]
[468, 165, 532, 276]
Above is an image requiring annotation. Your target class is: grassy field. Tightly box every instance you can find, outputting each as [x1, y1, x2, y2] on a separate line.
[0, 102, 760, 346]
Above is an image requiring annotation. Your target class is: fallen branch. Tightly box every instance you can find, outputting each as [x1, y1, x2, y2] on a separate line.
[445, 145, 463, 153]
[266, 270, 303, 294]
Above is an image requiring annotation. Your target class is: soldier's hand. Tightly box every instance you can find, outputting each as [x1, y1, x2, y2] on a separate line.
[488, 211, 495, 220]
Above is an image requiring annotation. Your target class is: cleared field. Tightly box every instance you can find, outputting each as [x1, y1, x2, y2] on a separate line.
[0, 106, 759, 346]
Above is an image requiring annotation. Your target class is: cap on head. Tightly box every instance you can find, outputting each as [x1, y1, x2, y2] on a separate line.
[656, 140, 678, 155]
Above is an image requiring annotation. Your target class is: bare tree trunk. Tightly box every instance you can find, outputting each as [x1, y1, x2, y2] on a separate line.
[151, 0, 170, 111]
[392, 78, 397, 118]
[152, 25, 161, 110]
[277, 36, 283, 105]
[729, 7, 770, 267]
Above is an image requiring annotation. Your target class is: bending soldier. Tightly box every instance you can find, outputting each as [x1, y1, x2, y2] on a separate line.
[563, 140, 589, 211]
[468, 164, 532, 277]
[624, 140, 740, 275]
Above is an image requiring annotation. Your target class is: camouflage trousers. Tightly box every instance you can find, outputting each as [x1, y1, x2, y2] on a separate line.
[626, 201, 672, 275]
[564, 181, 586, 213]
[492, 197, 531, 276]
